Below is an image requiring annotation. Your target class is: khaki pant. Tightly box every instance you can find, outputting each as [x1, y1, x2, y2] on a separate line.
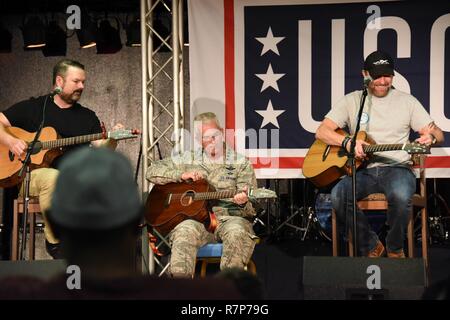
[19, 168, 59, 244]
[168, 216, 258, 277]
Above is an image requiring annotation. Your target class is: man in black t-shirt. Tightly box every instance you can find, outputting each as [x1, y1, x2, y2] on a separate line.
[0, 59, 123, 258]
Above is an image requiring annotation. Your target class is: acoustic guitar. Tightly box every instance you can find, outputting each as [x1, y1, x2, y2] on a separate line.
[0, 126, 138, 188]
[144, 179, 277, 236]
[302, 129, 430, 188]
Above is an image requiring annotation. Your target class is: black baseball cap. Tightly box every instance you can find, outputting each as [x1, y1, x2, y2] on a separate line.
[363, 51, 395, 79]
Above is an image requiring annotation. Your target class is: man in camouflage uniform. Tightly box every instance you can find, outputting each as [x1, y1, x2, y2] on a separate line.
[146, 112, 259, 278]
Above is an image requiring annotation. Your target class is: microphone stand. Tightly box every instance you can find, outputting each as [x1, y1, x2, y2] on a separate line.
[17, 95, 51, 260]
[18, 128, 43, 260]
[134, 137, 142, 183]
[348, 86, 369, 256]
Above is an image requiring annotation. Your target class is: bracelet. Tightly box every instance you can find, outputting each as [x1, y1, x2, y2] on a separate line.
[341, 136, 351, 149]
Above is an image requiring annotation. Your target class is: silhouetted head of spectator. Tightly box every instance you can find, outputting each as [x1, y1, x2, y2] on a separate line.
[215, 267, 265, 300]
[48, 147, 143, 278]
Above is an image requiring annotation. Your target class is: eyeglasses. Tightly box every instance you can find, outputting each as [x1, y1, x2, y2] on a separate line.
[202, 133, 222, 142]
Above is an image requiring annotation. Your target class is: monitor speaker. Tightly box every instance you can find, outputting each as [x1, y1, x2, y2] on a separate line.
[302, 256, 426, 300]
[0, 259, 67, 280]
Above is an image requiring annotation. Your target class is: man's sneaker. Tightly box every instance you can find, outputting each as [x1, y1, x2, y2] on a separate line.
[45, 240, 62, 259]
[387, 250, 406, 258]
[367, 240, 386, 258]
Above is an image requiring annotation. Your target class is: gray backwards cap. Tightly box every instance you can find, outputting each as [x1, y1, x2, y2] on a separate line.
[50, 147, 142, 230]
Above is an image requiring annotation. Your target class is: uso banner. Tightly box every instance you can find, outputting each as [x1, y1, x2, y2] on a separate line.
[188, 0, 450, 178]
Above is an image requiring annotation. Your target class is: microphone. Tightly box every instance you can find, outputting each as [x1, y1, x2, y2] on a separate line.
[50, 86, 62, 97]
[363, 75, 372, 88]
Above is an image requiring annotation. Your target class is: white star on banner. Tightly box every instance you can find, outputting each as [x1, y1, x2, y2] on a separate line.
[255, 100, 286, 128]
[255, 64, 285, 92]
[255, 27, 285, 56]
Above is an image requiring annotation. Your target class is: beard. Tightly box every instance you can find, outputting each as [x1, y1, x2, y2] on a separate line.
[371, 84, 391, 97]
[204, 142, 224, 158]
[59, 90, 82, 104]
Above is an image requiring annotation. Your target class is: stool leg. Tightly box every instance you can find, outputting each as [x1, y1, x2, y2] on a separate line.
[29, 212, 36, 260]
[200, 260, 208, 278]
[247, 260, 257, 275]
[348, 231, 354, 257]
[332, 209, 338, 256]
[12, 200, 19, 261]
[407, 210, 414, 258]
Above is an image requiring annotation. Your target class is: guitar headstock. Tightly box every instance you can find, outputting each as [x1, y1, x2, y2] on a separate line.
[109, 129, 140, 141]
[404, 143, 431, 154]
[248, 187, 277, 199]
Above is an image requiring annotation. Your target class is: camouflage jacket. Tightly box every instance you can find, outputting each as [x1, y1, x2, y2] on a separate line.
[146, 146, 258, 219]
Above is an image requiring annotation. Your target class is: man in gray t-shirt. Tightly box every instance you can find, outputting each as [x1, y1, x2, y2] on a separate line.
[315, 50, 444, 257]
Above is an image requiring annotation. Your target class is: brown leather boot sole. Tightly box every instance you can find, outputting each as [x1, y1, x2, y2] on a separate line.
[367, 241, 386, 258]
[387, 250, 406, 258]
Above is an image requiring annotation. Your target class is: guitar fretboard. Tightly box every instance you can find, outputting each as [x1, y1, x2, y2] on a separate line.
[41, 133, 106, 150]
[363, 144, 404, 153]
[193, 190, 237, 201]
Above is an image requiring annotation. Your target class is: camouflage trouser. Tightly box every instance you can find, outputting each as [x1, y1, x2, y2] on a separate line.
[168, 215, 257, 277]
[19, 168, 59, 244]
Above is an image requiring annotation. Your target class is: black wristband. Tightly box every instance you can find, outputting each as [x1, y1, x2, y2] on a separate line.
[341, 136, 351, 149]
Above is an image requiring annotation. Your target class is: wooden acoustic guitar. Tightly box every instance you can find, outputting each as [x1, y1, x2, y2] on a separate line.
[145, 179, 277, 236]
[302, 129, 430, 188]
[0, 126, 138, 188]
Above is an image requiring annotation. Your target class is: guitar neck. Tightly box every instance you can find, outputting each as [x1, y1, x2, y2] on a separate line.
[41, 132, 105, 150]
[363, 144, 405, 153]
[193, 190, 237, 201]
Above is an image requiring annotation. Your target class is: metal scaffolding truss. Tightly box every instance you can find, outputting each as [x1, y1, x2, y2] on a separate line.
[140, 0, 185, 274]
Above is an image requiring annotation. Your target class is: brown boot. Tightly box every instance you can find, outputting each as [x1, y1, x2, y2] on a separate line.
[367, 241, 385, 258]
[387, 250, 406, 258]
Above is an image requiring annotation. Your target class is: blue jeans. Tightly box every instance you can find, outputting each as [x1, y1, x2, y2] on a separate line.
[331, 166, 416, 255]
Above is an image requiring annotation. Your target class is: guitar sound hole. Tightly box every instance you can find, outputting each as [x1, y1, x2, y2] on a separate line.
[180, 190, 195, 206]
